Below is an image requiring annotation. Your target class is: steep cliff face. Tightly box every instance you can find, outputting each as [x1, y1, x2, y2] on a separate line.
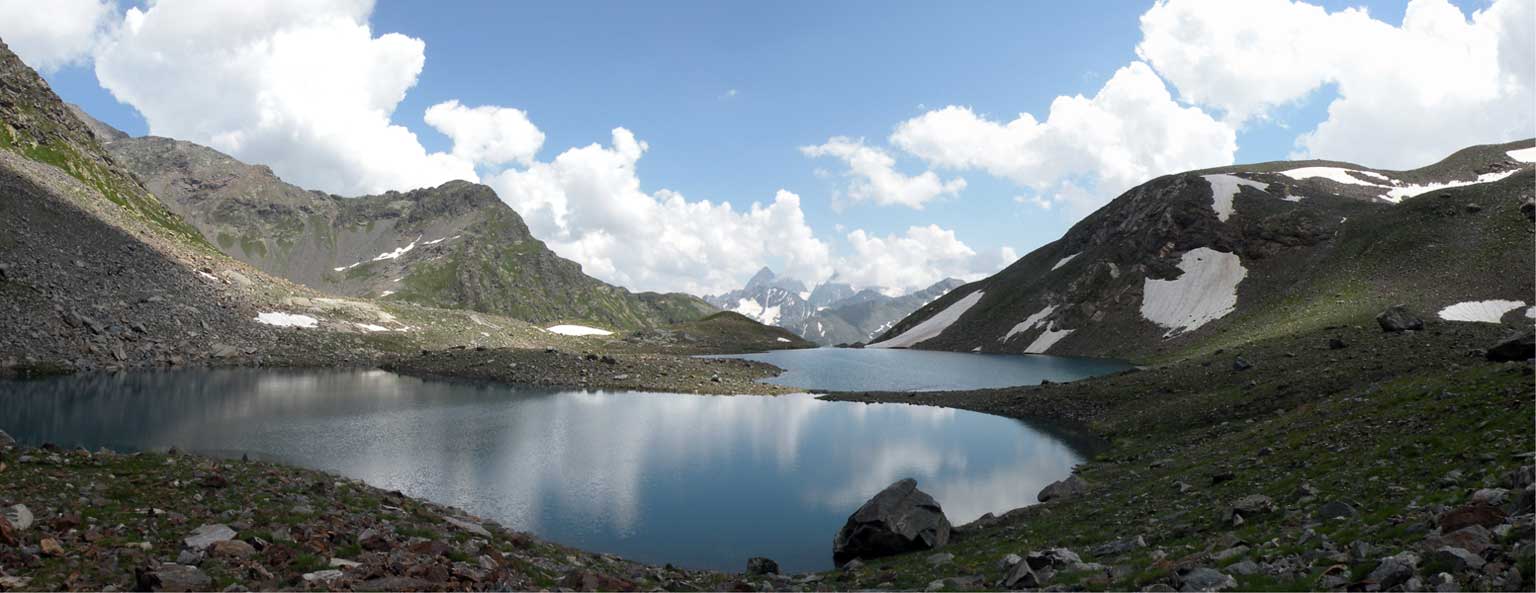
[95, 130, 714, 329]
[873, 141, 1536, 361]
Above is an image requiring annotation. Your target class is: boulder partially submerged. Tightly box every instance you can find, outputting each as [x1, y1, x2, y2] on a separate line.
[832, 478, 951, 566]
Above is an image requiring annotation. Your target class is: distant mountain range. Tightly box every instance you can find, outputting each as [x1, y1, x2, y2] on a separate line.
[872, 139, 1536, 360]
[71, 107, 715, 331]
[706, 268, 964, 345]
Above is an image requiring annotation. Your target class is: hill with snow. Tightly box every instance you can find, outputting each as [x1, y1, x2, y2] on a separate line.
[871, 140, 1536, 360]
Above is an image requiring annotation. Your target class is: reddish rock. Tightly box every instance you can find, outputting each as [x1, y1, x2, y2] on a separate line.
[209, 539, 256, 559]
[1439, 503, 1506, 533]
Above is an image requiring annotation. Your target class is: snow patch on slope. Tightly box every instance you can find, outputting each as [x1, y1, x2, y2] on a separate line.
[1052, 253, 1080, 271]
[255, 312, 319, 328]
[1508, 147, 1536, 163]
[1279, 167, 1385, 186]
[868, 291, 985, 349]
[1381, 170, 1522, 203]
[546, 324, 613, 336]
[1001, 305, 1058, 342]
[1202, 174, 1268, 222]
[1024, 325, 1074, 354]
[1438, 300, 1527, 323]
[1141, 248, 1246, 337]
[1278, 166, 1523, 204]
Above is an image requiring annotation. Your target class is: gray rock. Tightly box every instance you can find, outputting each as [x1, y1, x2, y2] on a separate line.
[183, 524, 236, 550]
[0, 429, 14, 449]
[1177, 567, 1236, 592]
[832, 478, 951, 566]
[1226, 495, 1276, 524]
[746, 556, 779, 576]
[1471, 488, 1509, 506]
[3, 504, 32, 531]
[1431, 546, 1484, 572]
[1225, 560, 1260, 576]
[301, 570, 345, 583]
[137, 565, 212, 592]
[1486, 332, 1533, 362]
[1038, 475, 1089, 503]
[1427, 572, 1458, 592]
[444, 516, 492, 538]
[1026, 548, 1082, 570]
[1315, 500, 1357, 521]
[1376, 305, 1424, 332]
[1091, 535, 1147, 558]
[926, 552, 954, 567]
[176, 549, 204, 565]
[998, 553, 1023, 572]
[927, 575, 984, 591]
[1000, 557, 1044, 589]
[1211, 545, 1248, 562]
[1366, 552, 1419, 590]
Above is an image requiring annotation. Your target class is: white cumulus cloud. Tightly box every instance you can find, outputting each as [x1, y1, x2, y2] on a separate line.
[801, 137, 967, 209]
[487, 128, 834, 295]
[1136, 0, 1534, 168]
[92, 0, 476, 195]
[836, 225, 1016, 295]
[0, 0, 114, 71]
[890, 61, 1236, 215]
[424, 100, 545, 166]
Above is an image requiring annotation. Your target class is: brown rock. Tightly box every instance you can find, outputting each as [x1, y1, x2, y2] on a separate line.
[209, 539, 256, 559]
[0, 516, 16, 547]
[39, 537, 64, 556]
[560, 570, 638, 592]
[1440, 503, 1506, 533]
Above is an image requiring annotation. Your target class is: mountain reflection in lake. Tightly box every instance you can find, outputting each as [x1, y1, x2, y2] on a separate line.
[0, 369, 1094, 572]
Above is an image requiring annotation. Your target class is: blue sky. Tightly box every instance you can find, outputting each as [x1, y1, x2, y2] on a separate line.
[16, 0, 1528, 294]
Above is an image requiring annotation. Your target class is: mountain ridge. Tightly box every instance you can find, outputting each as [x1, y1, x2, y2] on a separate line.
[85, 122, 715, 330]
[872, 140, 1536, 360]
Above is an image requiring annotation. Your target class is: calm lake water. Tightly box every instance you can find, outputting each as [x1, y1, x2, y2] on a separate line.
[718, 347, 1133, 391]
[0, 351, 1118, 572]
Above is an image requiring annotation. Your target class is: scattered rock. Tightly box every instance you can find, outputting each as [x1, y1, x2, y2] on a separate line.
[1327, 337, 1347, 350]
[1486, 332, 1533, 362]
[1439, 503, 1506, 532]
[4, 504, 33, 531]
[1431, 546, 1484, 572]
[927, 552, 955, 567]
[444, 515, 492, 538]
[1315, 500, 1357, 521]
[301, 570, 345, 583]
[833, 478, 952, 566]
[1038, 474, 1089, 502]
[209, 539, 256, 559]
[183, 523, 236, 550]
[1376, 305, 1424, 332]
[1176, 567, 1236, 592]
[39, 537, 64, 556]
[1000, 556, 1044, 589]
[1226, 494, 1276, 525]
[745, 556, 779, 576]
[137, 565, 212, 592]
[0, 429, 14, 449]
[1366, 552, 1419, 590]
[1091, 536, 1146, 558]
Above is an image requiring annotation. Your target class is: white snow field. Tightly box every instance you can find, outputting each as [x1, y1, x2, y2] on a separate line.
[1437, 300, 1527, 323]
[545, 324, 614, 336]
[255, 312, 320, 328]
[1052, 252, 1080, 270]
[1024, 325, 1074, 354]
[1001, 304, 1058, 342]
[1141, 247, 1247, 337]
[1508, 147, 1536, 163]
[868, 290, 985, 349]
[1202, 174, 1269, 222]
[1278, 166, 1524, 203]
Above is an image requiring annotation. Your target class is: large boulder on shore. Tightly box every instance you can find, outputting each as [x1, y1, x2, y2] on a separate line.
[1376, 305, 1423, 332]
[1038, 475, 1089, 503]
[832, 478, 951, 566]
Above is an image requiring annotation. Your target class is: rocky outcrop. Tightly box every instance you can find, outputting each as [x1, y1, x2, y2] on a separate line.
[1038, 475, 1089, 503]
[1486, 331, 1534, 361]
[832, 478, 951, 566]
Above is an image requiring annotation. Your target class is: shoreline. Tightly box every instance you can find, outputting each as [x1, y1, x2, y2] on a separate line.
[4, 319, 1532, 591]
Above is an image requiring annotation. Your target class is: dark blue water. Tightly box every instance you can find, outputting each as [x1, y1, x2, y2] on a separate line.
[717, 347, 1133, 391]
[0, 364, 1106, 572]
